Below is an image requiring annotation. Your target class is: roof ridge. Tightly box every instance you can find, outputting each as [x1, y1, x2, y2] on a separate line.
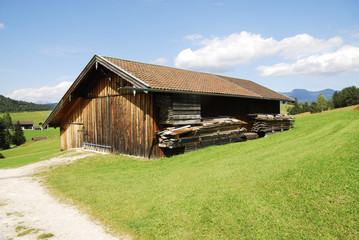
[102, 56, 233, 78]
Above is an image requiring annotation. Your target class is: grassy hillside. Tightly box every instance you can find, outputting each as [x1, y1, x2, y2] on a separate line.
[1, 110, 52, 126]
[280, 103, 293, 114]
[0, 128, 60, 168]
[0, 110, 60, 168]
[44, 109, 359, 239]
[294, 104, 359, 118]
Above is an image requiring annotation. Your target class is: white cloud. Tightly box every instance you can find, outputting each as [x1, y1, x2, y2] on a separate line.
[151, 58, 168, 65]
[278, 34, 342, 59]
[257, 45, 359, 76]
[7, 81, 72, 103]
[175, 31, 342, 72]
[0, 23, 4, 29]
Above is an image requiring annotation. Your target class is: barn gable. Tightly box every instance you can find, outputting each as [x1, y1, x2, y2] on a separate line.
[44, 55, 293, 159]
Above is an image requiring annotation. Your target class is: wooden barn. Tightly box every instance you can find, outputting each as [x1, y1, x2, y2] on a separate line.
[12, 121, 34, 130]
[43, 55, 294, 159]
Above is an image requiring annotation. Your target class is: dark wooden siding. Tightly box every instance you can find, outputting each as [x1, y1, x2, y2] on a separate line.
[155, 93, 201, 126]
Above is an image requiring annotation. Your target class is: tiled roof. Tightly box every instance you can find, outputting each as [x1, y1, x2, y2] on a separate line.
[104, 56, 293, 101]
[12, 121, 34, 125]
[217, 76, 294, 101]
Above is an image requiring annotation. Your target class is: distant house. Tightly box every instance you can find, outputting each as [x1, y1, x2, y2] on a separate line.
[12, 121, 34, 130]
[43, 55, 294, 159]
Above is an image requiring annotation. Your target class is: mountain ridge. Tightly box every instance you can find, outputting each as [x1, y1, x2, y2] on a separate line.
[0, 95, 53, 113]
[280, 88, 336, 103]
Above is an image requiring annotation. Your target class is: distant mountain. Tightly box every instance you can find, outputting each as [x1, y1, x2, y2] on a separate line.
[42, 103, 57, 108]
[41, 102, 57, 109]
[280, 89, 336, 103]
[0, 95, 53, 113]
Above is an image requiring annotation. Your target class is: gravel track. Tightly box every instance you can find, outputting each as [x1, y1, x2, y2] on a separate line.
[0, 150, 128, 240]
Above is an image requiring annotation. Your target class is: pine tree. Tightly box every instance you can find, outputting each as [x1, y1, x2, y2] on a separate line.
[309, 102, 320, 113]
[12, 121, 26, 146]
[2, 113, 12, 130]
[288, 98, 301, 115]
[327, 98, 334, 110]
[0, 119, 10, 150]
[302, 102, 310, 112]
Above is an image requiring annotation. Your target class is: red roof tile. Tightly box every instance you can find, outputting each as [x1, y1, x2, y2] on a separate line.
[103, 56, 293, 101]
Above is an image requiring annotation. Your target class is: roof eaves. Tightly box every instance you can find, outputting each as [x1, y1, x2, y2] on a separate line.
[43, 55, 152, 128]
[119, 86, 283, 101]
[43, 55, 99, 128]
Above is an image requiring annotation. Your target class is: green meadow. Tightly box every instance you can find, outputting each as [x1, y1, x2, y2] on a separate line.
[44, 109, 359, 239]
[0, 128, 60, 168]
[1, 110, 52, 126]
[0, 111, 60, 168]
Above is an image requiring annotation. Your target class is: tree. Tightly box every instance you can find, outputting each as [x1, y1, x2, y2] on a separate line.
[12, 121, 26, 146]
[340, 86, 359, 107]
[288, 98, 301, 115]
[332, 86, 359, 108]
[317, 94, 328, 112]
[302, 102, 310, 112]
[2, 113, 12, 130]
[327, 98, 334, 110]
[309, 101, 320, 113]
[332, 91, 342, 108]
[0, 119, 10, 150]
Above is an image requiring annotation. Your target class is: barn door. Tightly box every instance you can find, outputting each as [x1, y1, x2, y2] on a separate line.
[77, 125, 84, 148]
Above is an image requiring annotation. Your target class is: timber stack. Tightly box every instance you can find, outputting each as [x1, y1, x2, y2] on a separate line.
[156, 117, 247, 150]
[248, 114, 294, 135]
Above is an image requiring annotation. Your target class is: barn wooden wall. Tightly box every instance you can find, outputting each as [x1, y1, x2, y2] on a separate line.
[60, 97, 85, 151]
[59, 69, 163, 159]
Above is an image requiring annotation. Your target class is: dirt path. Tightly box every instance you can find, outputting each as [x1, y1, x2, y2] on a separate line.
[0, 149, 128, 240]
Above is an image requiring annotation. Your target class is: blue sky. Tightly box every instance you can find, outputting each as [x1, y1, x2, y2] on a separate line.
[0, 0, 358, 103]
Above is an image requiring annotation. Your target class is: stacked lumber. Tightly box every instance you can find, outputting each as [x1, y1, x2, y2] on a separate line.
[156, 117, 247, 149]
[248, 114, 294, 133]
[31, 136, 48, 141]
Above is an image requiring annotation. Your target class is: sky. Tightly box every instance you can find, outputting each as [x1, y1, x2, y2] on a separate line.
[0, 0, 358, 103]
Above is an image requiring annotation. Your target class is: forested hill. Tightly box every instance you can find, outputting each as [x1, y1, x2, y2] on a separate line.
[0, 95, 53, 113]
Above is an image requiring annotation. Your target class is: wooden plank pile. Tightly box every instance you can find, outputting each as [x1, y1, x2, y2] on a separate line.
[156, 117, 247, 149]
[31, 136, 48, 141]
[248, 114, 294, 134]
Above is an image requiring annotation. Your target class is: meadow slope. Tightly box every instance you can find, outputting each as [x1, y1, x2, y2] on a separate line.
[0, 110, 59, 168]
[45, 110, 359, 239]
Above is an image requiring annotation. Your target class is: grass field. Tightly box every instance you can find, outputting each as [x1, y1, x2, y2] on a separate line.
[0, 110, 60, 168]
[294, 104, 359, 118]
[1, 110, 52, 126]
[0, 128, 60, 168]
[280, 103, 293, 114]
[44, 109, 359, 239]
